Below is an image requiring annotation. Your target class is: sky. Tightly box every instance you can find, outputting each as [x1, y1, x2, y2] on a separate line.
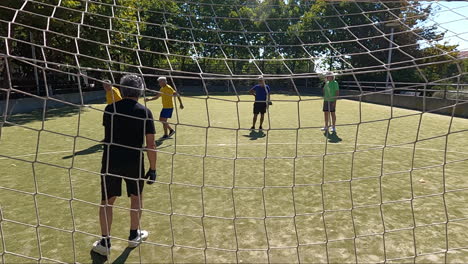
[425, 1, 468, 51]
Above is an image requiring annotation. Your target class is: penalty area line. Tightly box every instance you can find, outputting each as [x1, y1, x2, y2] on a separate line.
[1, 142, 467, 161]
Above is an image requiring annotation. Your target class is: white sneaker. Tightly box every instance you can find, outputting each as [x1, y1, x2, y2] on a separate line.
[321, 127, 328, 131]
[128, 230, 149, 248]
[92, 240, 111, 256]
[330, 127, 336, 132]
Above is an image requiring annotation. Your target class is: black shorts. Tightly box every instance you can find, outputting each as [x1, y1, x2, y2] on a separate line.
[100, 166, 145, 200]
[323, 101, 336, 112]
[253, 102, 267, 115]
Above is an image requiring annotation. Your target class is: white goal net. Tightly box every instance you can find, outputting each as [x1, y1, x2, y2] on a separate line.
[0, 0, 467, 263]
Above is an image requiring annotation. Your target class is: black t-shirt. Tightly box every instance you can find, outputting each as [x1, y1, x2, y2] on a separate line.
[101, 99, 155, 170]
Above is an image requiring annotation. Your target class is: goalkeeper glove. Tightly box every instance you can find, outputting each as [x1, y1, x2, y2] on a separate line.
[145, 169, 157, 185]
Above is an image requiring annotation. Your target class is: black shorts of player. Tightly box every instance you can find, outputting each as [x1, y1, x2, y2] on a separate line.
[323, 101, 336, 112]
[100, 166, 144, 201]
[253, 102, 267, 115]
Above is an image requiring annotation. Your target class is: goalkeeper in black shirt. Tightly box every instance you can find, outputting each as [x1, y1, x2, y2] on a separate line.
[92, 75, 157, 256]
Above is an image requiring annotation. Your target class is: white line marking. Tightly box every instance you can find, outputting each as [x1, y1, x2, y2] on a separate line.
[0, 150, 72, 160]
[1, 142, 467, 161]
[175, 142, 468, 155]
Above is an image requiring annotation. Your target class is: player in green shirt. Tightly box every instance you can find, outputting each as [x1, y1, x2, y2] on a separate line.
[322, 72, 339, 132]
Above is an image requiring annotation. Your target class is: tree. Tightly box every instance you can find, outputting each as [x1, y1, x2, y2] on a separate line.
[419, 44, 460, 82]
[0, 0, 461, 89]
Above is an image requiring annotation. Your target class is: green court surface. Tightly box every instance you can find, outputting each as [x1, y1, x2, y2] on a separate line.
[1, 95, 468, 263]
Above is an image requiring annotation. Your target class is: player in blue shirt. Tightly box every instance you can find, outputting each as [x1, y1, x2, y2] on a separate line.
[249, 76, 271, 130]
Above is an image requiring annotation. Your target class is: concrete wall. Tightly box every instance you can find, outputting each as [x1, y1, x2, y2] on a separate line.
[3, 88, 468, 118]
[0, 90, 105, 115]
[342, 90, 468, 118]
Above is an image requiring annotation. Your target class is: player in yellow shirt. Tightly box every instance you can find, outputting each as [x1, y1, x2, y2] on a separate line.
[103, 80, 123, 104]
[145, 77, 184, 139]
[101, 80, 123, 142]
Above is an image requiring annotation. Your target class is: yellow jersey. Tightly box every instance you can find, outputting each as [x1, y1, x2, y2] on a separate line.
[105, 87, 123, 104]
[160, 85, 175, 109]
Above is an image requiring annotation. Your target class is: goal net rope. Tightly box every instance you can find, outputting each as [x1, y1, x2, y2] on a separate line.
[0, 0, 467, 263]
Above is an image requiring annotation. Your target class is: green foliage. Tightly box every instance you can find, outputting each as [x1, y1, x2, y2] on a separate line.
[419, 44, 461, 82]
[0, 0, 461, 82]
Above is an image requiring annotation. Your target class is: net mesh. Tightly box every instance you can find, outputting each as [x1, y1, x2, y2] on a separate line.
[0, 0, 468, 263]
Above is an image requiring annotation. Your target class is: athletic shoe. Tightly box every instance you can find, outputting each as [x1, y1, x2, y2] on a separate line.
[161, 135, 169, 140]
[259, 126, 263, 130]
[168, 129, 176, 137]
[92, 240, 110, 256]
[128, 230, 149, 248]
[250, 126, 255, 130]
[330, 127, 336, 132]
[321, 127, 328, 131]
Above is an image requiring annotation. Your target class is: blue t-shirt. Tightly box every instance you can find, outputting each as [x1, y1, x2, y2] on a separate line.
[253, 84, 270, 102]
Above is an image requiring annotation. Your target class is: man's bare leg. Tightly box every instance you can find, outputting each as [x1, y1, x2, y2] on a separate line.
[324, 111, 330, 128]
[92, 196, 116, 253]
[331, 112, 336, 129]
[159, 117, 168, 136]
[252, 114, 258, 128]
[259, 113, 265, 129]
[167, 123, 173, 132]
[100, 196, 117, 237]
[128, 194, 149, 246]
[130, 194, 142, 231]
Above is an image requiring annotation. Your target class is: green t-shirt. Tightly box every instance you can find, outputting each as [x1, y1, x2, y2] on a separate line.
[323, 80, 339, 102]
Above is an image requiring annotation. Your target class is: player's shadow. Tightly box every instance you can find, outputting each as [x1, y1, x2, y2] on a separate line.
[3, 106, 83, 126]
[62, 144, 103, 159]
[323, 131, 342, 143]
[243, 130, 266, 140]
[155, 139, 165, 147]
[112, 247, 136, 264]
[89, 247, 135, 264]
[90, 249, 107, 264]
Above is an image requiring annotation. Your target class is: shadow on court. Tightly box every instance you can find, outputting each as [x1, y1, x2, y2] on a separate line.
[112, 247, 136, 264]
[323, 131, 342, 143]
[155, 139, 165, 147]
[62, 141, 167, 159]
[3, 106, 83, 126]
[62, 144, 103, 159]
[90, 247, 135, 264]
[154, 139, 172, 149]
[243, 130, 266, 140]
[90, 249, 107, 264]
